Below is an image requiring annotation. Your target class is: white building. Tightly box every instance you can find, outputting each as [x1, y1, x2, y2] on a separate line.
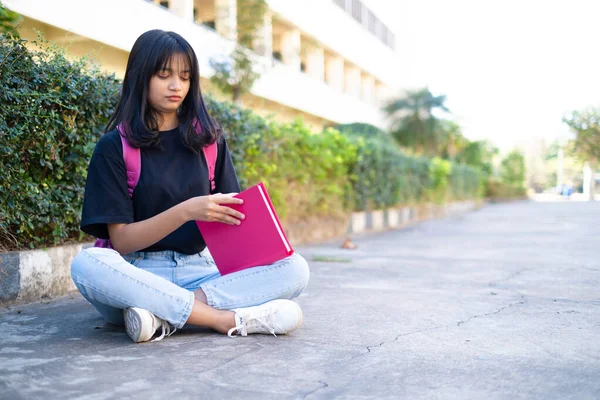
[5, 0, 405, 130]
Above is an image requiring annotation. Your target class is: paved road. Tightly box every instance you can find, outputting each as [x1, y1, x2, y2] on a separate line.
[1, 201, 599, 399]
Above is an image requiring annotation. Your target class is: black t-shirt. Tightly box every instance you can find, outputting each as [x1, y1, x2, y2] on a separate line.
[80, 126, 241, 254]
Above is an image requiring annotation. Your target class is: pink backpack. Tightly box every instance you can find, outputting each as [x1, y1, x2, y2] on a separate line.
[94, 121, 217, 249]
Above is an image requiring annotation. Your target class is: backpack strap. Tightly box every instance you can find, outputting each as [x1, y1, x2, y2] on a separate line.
[203, 142, 217, 191]
[117, 122, 141, 199]
[93, 123, 139, 249]
[194, 119, 218, 192]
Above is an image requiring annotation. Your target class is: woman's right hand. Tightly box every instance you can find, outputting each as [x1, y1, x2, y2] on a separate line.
[183, 193, 245, 225]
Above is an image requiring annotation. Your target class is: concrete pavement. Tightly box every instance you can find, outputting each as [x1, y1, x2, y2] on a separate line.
[1, 200, 599, 399]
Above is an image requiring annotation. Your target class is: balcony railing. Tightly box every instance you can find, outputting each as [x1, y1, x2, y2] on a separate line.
[332, 0, 395, 50]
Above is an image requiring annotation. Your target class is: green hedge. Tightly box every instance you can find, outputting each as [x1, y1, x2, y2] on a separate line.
[486, 178, 527, 199]
[1, 36, 119, 250]
[449, 163, 485, 200]
[335, 124, 483, 208]
[208, 103, 356, 222]
[1, 36, 482, 251]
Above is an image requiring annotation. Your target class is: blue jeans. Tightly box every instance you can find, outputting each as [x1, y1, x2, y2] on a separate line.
[70, 247, 310, 329]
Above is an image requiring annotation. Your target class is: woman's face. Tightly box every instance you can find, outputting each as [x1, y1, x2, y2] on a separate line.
[148, 52, 191, 118]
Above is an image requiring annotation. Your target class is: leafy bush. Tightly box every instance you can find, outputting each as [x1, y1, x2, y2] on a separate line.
[204, 97, 270, 190]
[486, 178, 527, 199]
[209, 105, 357, 221]
[428, 158, 452, 203]
[500, 150, 525, 188]
[0, 36, 119, 250]
[335, 123, 482, 209]
[334, 122, 392, 143]
[449, 163, 484, 200]
[260, 122, 357, 222]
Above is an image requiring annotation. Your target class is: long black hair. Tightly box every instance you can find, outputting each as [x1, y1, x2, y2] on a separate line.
[105, 29, 221, 152]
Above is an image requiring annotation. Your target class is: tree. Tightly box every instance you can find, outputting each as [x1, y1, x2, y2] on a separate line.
[0, 1, 21, 37]
[209, 46, 260, 104]
[500, 150, 525, 188]
[541, 139, 583, 193]
[563, 108, 600, 199]
[209, 0, 267, 103]
[456, 140, 498, 175]
[438, 120, 468, 160]
[563, 109, 600, 161]
[383, 87, 450, 156]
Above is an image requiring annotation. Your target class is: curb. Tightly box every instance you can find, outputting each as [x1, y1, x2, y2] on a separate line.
[0, 200, 483, 307]
[347, 200, 481, 234]
[0, 243, 86, 307]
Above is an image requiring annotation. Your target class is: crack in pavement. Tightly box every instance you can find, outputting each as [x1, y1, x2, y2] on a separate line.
[193, 343, 266, 377]
[457, 298, 526, 327]
[224, 258, 533, 393]
[302, 380, 329, 399]
[365, 324, 446, 354]
[359, 269, 531, 356]
[350, 324, 448, 360]
[459, 268, 529, 327]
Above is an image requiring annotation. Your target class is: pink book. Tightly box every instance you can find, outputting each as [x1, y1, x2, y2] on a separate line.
[195, 182, 294, 275]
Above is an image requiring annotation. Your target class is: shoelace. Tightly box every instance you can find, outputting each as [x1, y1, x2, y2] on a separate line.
[152, 319, 177, 342]
[227, 309, 279, 338]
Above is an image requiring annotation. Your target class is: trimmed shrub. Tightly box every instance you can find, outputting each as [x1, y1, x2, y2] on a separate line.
[207, 104, 357, 222]
[486, 178, 527, 199]
[449, 163, 484, 200]
[335, 123, 482, 209]
[1, 36, 119, 250]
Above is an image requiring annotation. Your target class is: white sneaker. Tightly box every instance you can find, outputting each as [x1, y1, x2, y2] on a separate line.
[228, 299, 303, 338]
[123, 307, 175, 343]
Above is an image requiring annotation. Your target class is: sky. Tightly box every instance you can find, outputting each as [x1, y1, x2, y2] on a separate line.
[364, 0, 600, 151]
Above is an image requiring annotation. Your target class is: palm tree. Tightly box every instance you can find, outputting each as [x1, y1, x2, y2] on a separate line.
[384, 87, 450, 156]
[563, 108, 600, 200]
[438, 120, 468, 160]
